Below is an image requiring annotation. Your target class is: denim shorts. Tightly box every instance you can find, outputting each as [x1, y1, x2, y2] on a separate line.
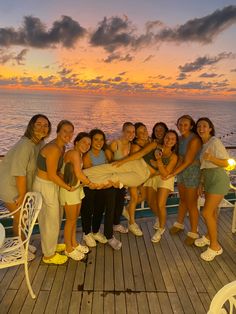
[177, 164, 201, 188]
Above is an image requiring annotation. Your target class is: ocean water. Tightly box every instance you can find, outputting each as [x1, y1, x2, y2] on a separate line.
[0, 89, 235, 156]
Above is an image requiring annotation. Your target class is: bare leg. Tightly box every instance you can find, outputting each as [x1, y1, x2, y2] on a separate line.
[64, 203, 79, 253]
[176, 184, 188, 224]
[72, 204, 81, 247]
[184, 187, 199, 234]
[145, 187, 158, 217]
[156, 188, 170, 228]
[127, 187, 139, 225]
[201, 193, 224, 251]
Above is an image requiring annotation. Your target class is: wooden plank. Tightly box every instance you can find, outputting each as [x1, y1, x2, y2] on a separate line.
[73, 257, 86, 291]
[141, 222, 166, 291]
[127, 228, 145, 291]
[80, 291, 93, 314]
[125, 292, 138, 314]
[135, 235, 156, 291]
[168, 293, 184, 314]
[41, 265, 56, 291]
[198, 292, 212, 313]
[104, 292, 115, 314]
[20, 265, 47, 313]
[32, 291, 50, 314]
[136, 292, 150, 314]
[159, 229, 194, 313]
[158, 292, 173, 314]
[57, 260, 78, 314]
[104, 245, 114, 291]
[113, 233, 125, 291]
[44, 266, 66, 314]
[146, 292, 162, 314]
[0, 267, 18, 301]
[91, 291, 103, 314]
[164, 224, 206, 313]
[68, 291, 82, 314]
[83, 248, 96, 291]
[121, 233, 135, 291]
[115, 292, 126, 314]
[147, 221, 176, 293]
[0, 290, 17, 314]
[0, 268, 8, 281]
[94, 243, 105, 291]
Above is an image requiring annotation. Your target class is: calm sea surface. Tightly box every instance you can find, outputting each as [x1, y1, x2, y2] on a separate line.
[0, 90, 235, 156]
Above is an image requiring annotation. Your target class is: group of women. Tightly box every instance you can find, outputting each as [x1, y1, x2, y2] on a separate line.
[0, 113, 231, 264]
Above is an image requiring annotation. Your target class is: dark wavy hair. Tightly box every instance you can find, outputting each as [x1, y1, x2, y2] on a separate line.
[24, 114, 51, 140]
[151, 122, 168, 140]
[196, 117, 215, 136]
[177, 115, 197, 134]
[89, 128, 107, 150]
[122, 121, 134, 131]
[74, 132, 91, 145]
[164, 129, 179, 154]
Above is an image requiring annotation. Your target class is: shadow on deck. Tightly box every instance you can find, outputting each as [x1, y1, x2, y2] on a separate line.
[0, 209, 236, 314]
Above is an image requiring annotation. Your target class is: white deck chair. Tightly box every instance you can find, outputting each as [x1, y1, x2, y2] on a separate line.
[208, 281, 236, 314]
[0, 192, 42, 299]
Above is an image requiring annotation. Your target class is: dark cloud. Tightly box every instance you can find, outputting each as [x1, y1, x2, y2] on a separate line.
[231, 68, 236, 72]
[58, 67, 73, 76]
[155, 5, 236, 44]
[103, 52, 133, 63]
[0, 15, 86, 48]
[0, 48, 28, 65]
[179, 52, 234, 73]
[118, 71, 126, 76]
[199, 72, 218, 78]
[15, 48, 28, 65]
[176, 72, 188, 80]
[166, 79, 229, 90]
[143, 55, 154, 63]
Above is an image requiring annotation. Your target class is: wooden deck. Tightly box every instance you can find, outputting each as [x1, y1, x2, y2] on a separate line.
[0, 209, 236, 314]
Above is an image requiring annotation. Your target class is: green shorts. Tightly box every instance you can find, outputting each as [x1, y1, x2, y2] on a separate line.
[202, 168, 230, 195]
[177, 164, 201, 188]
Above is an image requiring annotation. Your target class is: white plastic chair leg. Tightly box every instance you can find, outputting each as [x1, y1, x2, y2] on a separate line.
[24, 261, 36, 299]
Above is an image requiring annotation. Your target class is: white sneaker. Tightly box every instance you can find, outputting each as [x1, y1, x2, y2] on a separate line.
[92, 232, 108, 244]
[113, 224, 128, 233]
[74, 243, 90, 254]
[65, 249, 85, 261]
[128, 223, 143, 236]
[28, 244, 37, 253]
[83, 233, 97, 247]
[108, 236, 122, 250]
[27, 250, 36, 262]
[151, 228, 165, 243]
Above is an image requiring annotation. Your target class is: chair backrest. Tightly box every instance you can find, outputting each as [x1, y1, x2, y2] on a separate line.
[18, 192, 42, 243]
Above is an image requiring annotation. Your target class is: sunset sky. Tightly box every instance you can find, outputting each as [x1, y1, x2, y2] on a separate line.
[0, 0, 236, 99]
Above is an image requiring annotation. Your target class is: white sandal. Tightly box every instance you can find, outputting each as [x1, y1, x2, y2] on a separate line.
[200, 247, 223, 261]
[194, 235, 210, 247]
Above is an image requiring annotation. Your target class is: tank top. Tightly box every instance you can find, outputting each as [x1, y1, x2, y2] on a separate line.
[88, 150, 107, 166]
[143, 150, 171, 169]
[37, 153, 63, 172]
[113, 140, 131, 161]
[178, 133, 200, 160]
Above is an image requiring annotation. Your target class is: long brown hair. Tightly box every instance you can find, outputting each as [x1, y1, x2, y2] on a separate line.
[24, 114, 51, 140]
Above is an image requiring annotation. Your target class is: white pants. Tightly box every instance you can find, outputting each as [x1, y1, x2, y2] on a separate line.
[33, 176, 63, 257]
[83, 159, 151, 187]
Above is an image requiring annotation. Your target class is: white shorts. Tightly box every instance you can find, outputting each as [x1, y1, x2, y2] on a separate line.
[144, 175, 175, 192]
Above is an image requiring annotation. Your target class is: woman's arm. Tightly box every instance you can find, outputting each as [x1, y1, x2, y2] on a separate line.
[70, 151, 91, 185]
[172, 137, 201, 176]
[114, 141, 157, 166]
[46, 146, 73, 191]
[83, 152, 93, 169]
[202, 151, 228, 167]
[156, 154, 178, 177]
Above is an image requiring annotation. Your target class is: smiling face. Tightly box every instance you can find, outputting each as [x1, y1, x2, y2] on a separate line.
[91, 133, 105, 151]
[177, 118, 192, 136]
[33, 117, 50, 140]
[57, 123, 74, 144]
[76, 137, 91, 154]
[136, 125, 149, 141]
[154, 125, 166, 141]
[163, 131, 177, 149]
[123, 125, 135, 142]
[197, 120, 212, 141]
